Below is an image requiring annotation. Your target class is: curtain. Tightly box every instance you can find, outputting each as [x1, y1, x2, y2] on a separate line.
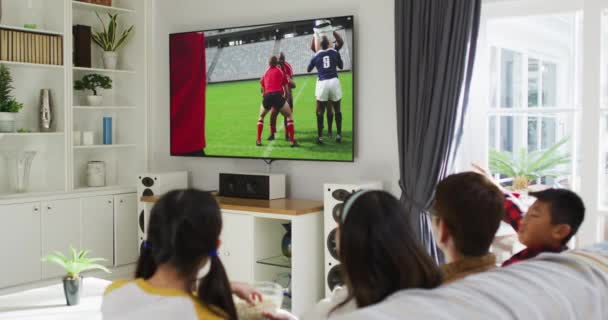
[395, 0, 481, 262]
[170, 32, 207, 156]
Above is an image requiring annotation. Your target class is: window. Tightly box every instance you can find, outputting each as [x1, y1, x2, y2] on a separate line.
[462, 1, 608, 246]
[486, 14, 579, 189]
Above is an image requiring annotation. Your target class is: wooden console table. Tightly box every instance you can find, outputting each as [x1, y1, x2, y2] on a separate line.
[139, 195, 323, 315]
[140, 196, 323, 216]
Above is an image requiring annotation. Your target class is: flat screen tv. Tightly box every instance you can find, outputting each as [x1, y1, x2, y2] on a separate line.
[169, 16, 354, 162]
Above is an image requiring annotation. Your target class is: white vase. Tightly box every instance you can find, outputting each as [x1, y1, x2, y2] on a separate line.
[0, 112, 17, 133]
[103, 51, 118, 70]
[3, 150, 37, 193]
[87, 95, 103, 106]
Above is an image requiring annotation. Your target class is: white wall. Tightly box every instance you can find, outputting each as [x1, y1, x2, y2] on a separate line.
[149, 0, 399, 200]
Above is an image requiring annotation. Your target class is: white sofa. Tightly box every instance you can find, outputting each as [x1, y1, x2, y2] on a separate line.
[338, 243, 608, 320]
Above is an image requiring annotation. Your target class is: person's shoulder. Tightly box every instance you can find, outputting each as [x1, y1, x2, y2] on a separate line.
[189, 296, 227, 320]
[104, 279, 132, 296]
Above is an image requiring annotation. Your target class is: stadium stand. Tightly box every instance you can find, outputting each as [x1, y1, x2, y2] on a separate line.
[208, 40, 276, 82]
[207, 29, 353, 83]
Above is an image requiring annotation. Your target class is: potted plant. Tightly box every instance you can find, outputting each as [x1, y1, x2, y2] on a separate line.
[42, 247, 110, 306]
[74, 74, 112, 106]
[92, 12, 134, 69]
[0, 65, 24, 133]
[489, 137, 571, 191]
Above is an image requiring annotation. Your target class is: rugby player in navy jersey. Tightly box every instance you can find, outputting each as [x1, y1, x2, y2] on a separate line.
[307, 36, 344, 144]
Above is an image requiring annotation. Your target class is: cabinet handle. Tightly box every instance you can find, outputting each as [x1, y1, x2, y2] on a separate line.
[108, 200, 112, 204]
[33, 207, 39, 213]
[120, 200, 124, 203]
[47, 206, 51, 210]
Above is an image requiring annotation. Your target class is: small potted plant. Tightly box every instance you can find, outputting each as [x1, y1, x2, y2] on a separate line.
[92, 12, 134, 70]
[0, 65, 24, 133]
[74, 74, 112, 106]
[42, 247, 110, 306]
[489, 137, 571, 192]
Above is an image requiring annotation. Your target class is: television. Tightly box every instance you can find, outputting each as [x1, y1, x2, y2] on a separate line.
[169, 16, 355, 162]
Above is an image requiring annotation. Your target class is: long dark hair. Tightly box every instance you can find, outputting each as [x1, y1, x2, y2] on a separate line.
[135, 190, 237, 319]
[335, 190, 442, 311]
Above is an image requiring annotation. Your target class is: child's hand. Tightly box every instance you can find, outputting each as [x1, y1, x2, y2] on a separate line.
[262, 310, 298, 320]
[231, 282, 263, 306]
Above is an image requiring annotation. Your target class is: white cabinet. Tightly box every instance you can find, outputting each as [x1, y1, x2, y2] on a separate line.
[81, 196, 115, 267]
[0, 203, 42, 287]
[220, 212, 254, 283]
[41, 199, 81, 278]
[114, 193, 138, 266]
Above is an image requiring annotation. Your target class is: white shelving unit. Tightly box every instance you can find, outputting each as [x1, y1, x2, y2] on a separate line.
[0, 0, 148, 197]
[71, 0, 136, 14]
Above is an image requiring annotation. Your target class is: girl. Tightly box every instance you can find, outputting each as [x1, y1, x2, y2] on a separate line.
[264, 190, 442, 319]
[102, 190, 257, 319]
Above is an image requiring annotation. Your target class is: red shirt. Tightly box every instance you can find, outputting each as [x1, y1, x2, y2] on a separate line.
[279, 62, 293, 81]
[260, 66, 287, 95]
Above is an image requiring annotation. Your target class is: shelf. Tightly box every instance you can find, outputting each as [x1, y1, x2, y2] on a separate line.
[256, 255, 291, 269]
[72, 1, 136, 14]
[0, 132, 64, 137]
[73, 67, 135, 74]
[72, 185, 136, 193]
[0, 61, 64, 70]
[0, 24, 64, 36]
[73, 106, 136, 110]
[73, 144, 137, 150]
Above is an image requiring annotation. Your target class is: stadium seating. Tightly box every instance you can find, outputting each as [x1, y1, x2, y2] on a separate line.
[207, 29, 353, 83]
[209, 41, 276, 82]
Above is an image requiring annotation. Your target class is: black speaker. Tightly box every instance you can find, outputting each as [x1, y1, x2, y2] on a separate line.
[219, 173, 285, 200]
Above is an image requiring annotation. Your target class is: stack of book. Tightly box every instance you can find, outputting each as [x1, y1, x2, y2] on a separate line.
[0, 28, 64, 66]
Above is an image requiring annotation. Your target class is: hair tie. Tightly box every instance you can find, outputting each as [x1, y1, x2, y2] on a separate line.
[208, 249, 218, 257]
[143, 240, 152, 250]
[341, 189, 374, 223]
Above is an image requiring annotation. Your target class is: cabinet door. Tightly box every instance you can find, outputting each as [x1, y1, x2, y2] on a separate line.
[41, 199, 81, 278]
[220, 212, 254, 283]
[82, 195, 114, 267]
[0, 202, 41, 287]
[114, 193, 138, 266]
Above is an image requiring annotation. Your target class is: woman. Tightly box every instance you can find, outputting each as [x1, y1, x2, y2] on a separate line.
[102, 190, 259, 319]
[265, 190, 442, 319]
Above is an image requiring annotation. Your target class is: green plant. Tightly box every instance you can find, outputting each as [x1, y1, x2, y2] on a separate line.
[92, 12, 134, 52]
[0, 65, 24, 113]
[42, 247, 110, 279]
[74, 74, 112, 96]
[489, 137, 571, 187]
[17, 128, 32, 133]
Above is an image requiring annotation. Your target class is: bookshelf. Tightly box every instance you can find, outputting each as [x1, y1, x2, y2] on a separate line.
[0, 0, 148, 198]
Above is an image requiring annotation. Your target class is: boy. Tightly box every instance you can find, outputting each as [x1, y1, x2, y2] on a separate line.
[502, 188, 585, 266]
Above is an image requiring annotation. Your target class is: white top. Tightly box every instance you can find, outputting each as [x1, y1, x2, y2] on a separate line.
[101, 279, 224, 320]
[337, 244, 608, 320]
[276, 286, 357, 320]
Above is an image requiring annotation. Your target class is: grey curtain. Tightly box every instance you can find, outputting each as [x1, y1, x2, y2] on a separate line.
[395, 0, 481, 262]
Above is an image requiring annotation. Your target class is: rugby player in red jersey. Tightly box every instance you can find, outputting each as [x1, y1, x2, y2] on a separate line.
[257, 55, 297, 147]
[268, 52, 296, 141]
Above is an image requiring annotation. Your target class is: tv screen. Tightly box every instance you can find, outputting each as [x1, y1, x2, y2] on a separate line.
[170, 16, 354, 162]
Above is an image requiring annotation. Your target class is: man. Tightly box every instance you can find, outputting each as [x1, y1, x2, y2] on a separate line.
[268, 52, 295, 141]
[307, 36, 344, 144]
[257, 55, 297, 147]
[430, 172, 506, 283]
[310, 20, 345, 138]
